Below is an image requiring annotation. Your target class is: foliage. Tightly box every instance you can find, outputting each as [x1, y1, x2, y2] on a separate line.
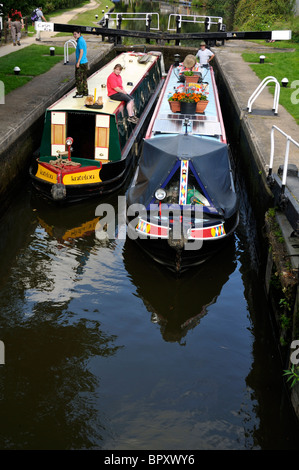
[168, 92, 207, 103]
[234, 0, 295, 31]
[1, 0, 89, 17]
[283, 364, 299, 388]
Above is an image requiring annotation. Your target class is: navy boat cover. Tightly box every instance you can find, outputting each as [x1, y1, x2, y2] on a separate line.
[127, 134, 238, 218]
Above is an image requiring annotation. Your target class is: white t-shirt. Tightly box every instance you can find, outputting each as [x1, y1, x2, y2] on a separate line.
[196, 48, 214, 65]
[36, 9, 43, 21]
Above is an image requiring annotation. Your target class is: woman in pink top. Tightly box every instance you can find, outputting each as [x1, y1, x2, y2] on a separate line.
[107, 64, 138, 124]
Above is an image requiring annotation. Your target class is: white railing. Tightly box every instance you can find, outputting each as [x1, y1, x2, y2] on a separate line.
[268, 125, 299, 194]
[247, 76, 280, 114]
[103, 12, 159, 30]
[64, 39, 77, 65]
[167, 14, 223, 31]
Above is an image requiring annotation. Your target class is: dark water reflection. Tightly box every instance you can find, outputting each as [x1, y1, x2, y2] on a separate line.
[0, 179, 299, 450]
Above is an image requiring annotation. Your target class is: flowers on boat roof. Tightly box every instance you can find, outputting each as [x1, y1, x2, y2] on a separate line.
[168, 91, 208, 103]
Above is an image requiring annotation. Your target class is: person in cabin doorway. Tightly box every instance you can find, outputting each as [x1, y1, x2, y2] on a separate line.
[195, 41, 215, 66]
[73, 27, 89, 98]
[107, 64, 138, 124]
[8, 8, 24, 46]
[34, 7, 47, 41]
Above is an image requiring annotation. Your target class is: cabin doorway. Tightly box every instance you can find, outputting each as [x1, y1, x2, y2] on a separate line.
[67, 112, 95, 159]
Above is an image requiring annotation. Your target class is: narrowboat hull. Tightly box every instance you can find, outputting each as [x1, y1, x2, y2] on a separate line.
[126, 62, 239, 273]
[127, 212, 239, 273]
[29, 52, 163, 203]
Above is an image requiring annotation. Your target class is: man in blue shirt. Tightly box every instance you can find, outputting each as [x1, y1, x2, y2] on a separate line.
[73, 28, 88, 98]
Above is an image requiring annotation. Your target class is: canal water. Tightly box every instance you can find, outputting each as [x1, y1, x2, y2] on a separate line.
[1, 0, 299, 452]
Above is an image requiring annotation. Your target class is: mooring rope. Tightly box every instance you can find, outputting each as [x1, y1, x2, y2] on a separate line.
[49, 156, 81, 168]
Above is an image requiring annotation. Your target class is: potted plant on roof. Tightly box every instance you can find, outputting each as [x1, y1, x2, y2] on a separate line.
[168, 91, 209, 114]
[168, 92, 181, 113]
[194, 92, 209, 113]
[184, 70, 199, 85]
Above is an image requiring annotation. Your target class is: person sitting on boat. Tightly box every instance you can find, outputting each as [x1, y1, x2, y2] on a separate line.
[195, 42, 215, 66]
[177, 55, 201, 82]
[107, 64, 138, 124]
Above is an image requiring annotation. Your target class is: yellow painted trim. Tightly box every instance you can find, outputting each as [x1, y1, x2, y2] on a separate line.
[62, 169, 102, 185]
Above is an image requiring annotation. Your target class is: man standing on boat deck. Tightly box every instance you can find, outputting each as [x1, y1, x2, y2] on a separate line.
[73, 27, 88, 98]
[196, 42, 215, 65]
[107, 64, 138, 124]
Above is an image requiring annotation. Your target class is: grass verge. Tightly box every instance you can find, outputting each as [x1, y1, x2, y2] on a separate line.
[242, 41, 299, 124]
[0, 44, 74, 95]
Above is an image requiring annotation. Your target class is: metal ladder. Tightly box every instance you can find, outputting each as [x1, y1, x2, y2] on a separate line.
[64, 39, 77, 65]
[267, 125, 299, 203]
[247, 76, 280, 114]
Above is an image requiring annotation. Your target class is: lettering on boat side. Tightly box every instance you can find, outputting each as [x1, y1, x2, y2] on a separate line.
[0, 341, 4, 365]
[290, 340, 299, 365]
[63, 169, 101, 185]
[95, 196, 204, 250]
[103, 454, 195, 466]
[36, 166, 57, 184]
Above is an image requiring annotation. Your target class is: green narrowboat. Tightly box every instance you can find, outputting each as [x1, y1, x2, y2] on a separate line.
[29, 51, 163, 203]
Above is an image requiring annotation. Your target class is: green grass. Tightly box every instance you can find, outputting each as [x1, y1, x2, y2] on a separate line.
[0, 44, 74, 94]
[242, 41, 299, 124]
[53, 0, 114, 37]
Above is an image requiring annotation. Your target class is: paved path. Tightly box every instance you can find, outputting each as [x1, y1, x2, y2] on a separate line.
[0, 0, 102, 57]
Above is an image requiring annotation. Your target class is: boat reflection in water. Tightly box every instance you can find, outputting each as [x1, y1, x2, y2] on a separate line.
[30, 192, 117, 249]
[123, 236, 237, 344]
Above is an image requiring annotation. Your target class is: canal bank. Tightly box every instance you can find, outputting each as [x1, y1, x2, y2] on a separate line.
[214, 39, 299, 421]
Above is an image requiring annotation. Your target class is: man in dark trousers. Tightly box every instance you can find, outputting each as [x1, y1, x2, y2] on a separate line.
[8, 8, 24, 46]
[73, 27, 88, 98]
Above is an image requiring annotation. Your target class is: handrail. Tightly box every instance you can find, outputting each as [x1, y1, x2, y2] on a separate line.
[64, 39, 77, 65]
[103, 12, 159, 30]
[167, 14, 223, 31]
[268, 125, 299, 197]
[247, 76, 280, 114]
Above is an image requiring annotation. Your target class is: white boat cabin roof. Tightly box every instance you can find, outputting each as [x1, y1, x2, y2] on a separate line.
[49, 52, 160, 115]
[149, 65, 225, 142]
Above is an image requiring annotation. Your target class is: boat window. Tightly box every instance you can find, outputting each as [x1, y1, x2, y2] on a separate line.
[155, 166, 211, 206]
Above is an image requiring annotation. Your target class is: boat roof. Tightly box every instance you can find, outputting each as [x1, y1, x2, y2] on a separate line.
[48, 52, 160, 115]
[146, 64, 226, 142]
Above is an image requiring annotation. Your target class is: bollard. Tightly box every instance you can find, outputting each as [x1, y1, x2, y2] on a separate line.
[259, 55, 265, 64]
[281, 78, 289, 88]
[14, 66, 20, 75]
[50, 47, 55, 56]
